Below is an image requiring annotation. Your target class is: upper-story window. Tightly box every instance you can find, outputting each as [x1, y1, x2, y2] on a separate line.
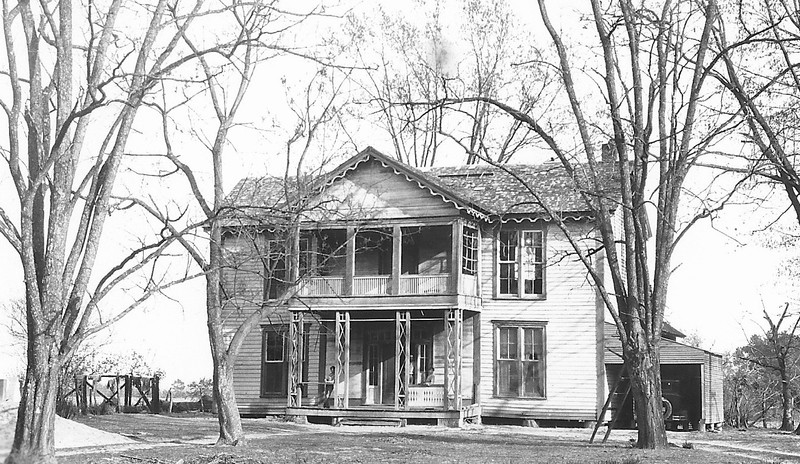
[462, 226, 478, 276]
[498, 229, 544, 297]
[266, 239, 287, 300]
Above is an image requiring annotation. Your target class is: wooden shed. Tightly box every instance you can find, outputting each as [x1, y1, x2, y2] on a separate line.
[604, 323, 724, 431]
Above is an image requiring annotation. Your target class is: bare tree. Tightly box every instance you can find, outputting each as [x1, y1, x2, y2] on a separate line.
[737, 303, 800, 431]
[710, 0, 800, 232]
[0, 1, 254, 461]
[350, 0, 543, 167]
[400, 0, 730, 448]
[129, 2, 353, 445]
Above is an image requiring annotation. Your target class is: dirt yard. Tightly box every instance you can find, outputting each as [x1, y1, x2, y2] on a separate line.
[55, 414, 800, 463]
[5, 412, 800, 463]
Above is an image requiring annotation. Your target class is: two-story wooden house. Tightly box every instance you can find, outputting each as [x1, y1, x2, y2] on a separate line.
[220, 147, 723, 428]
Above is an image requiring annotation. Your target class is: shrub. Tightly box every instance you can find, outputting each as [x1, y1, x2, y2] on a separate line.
[56, 400, 78, 419]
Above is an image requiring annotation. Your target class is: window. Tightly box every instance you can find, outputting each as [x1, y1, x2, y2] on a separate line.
[266, 239, 287, 300]
[260, 325, 309, 397]
[462, 226, 478, 275]
[495, 325, 545, 398]
[498, 229, 544, 297]
[261, 328, 285, 395]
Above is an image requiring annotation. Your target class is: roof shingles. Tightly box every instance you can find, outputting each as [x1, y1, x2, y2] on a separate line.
[224, 147, 621, 221]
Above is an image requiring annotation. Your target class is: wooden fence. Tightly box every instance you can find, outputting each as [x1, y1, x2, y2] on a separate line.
[66, 374, 161, 414]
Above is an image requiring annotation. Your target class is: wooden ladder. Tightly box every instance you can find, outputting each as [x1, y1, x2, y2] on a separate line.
[590, 367, 631, 444]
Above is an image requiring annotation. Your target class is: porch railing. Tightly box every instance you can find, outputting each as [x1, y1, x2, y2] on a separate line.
[408, 385, 445, 408]
[399, 274, 450, 294]
[298, 274, 470, 297]
[298, 277, 344, 296]
[352, 276, 390, 295]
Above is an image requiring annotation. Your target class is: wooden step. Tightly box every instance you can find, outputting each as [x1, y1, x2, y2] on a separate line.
[337, 417, 403, 427]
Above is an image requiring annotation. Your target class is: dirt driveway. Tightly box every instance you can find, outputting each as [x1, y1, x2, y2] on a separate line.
[36, 414, 794, 463]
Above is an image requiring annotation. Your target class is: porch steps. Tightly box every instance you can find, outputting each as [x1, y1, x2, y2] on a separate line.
[337, 417, 404, 427]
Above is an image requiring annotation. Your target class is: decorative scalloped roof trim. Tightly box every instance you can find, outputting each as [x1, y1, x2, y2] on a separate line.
[495, 214, 595, 224]
[319, 153, 489, 221]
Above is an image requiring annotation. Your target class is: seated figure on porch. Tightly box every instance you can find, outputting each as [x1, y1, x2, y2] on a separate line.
[321, 366, 335, 408]
[420, 367, 435, 386]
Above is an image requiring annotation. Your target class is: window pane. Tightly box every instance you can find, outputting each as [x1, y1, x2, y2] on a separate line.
[524, 328, 534, 360]
[265, 332, 284, 361]
[498, 360, 519, 396]
[500, 263, 518, 295]
[522, 231, 544, 295]
[267, 240, 287, 300]
[499, 327, 517, 359]
[523, 328, 544, 397]
[523, 361, 544, 397]
[263, 363, 283, 394]
[499, 231, 517, 261]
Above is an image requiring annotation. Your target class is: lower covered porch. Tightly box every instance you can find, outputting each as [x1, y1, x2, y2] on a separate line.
[285, 308, 481, 426]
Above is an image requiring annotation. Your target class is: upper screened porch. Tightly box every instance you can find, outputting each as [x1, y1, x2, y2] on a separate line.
[289, 220, 480, 307]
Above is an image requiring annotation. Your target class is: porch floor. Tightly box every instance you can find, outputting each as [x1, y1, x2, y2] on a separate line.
[287, 404, 480, 421]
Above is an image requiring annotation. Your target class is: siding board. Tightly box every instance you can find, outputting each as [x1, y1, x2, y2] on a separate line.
[479, 223, 600, 421]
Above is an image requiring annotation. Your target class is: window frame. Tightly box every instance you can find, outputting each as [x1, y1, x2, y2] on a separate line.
[492, 321, 547, 399]
[462, 226, 479, 276]
[260, 324, 309, 398]
[496, 227, 546, 298]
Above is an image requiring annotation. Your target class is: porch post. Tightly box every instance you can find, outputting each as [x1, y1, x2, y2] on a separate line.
[335, 311, 351, 408]
[451, 220, 462, 293]
[392, 225, 402, 295]
[444, 308, 463, 410]
[288, 312, 304, 407]
[395, 311, 411, 410]
[345, 226, 355, 296]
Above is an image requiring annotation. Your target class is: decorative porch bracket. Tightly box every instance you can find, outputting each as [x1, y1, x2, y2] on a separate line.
[335, 311, 351, 408]
[288, 312, 304, 407]
[444, 308, 463, 411]
[395, 311, 411, 410]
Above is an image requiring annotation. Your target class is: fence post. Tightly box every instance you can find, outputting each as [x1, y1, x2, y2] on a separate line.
[124, 374, 132, 410]
[152, 376, 161, 413]
[115, 374, 121, 413]
[80, 376, 88, 415]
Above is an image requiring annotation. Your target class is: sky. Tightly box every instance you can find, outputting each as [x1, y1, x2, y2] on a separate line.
[1, 0, 797, 386]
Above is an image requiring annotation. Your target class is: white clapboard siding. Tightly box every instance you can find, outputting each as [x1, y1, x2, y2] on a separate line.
[706, 352, 724, 424]
[479, 223, 601, 420]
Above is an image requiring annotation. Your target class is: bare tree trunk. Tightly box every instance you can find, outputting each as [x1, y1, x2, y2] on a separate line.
[213, 356, 244, 445]
[206, 214, 246, 446]
[9, 333, 62, 464]
[781, 372, 794, 431]
[627, 343, 668, 448]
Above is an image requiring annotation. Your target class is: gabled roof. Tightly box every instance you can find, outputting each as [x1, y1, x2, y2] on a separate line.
[224, 146, 621, 223]
[661, 321, 687, 340]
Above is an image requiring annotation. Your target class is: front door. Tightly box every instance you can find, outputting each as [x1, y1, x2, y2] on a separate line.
[365, 342, 395, 405]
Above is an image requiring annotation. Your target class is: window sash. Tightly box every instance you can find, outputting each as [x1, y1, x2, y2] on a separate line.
[498, 230, 544, 297]
[462, 226, 478, 275]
